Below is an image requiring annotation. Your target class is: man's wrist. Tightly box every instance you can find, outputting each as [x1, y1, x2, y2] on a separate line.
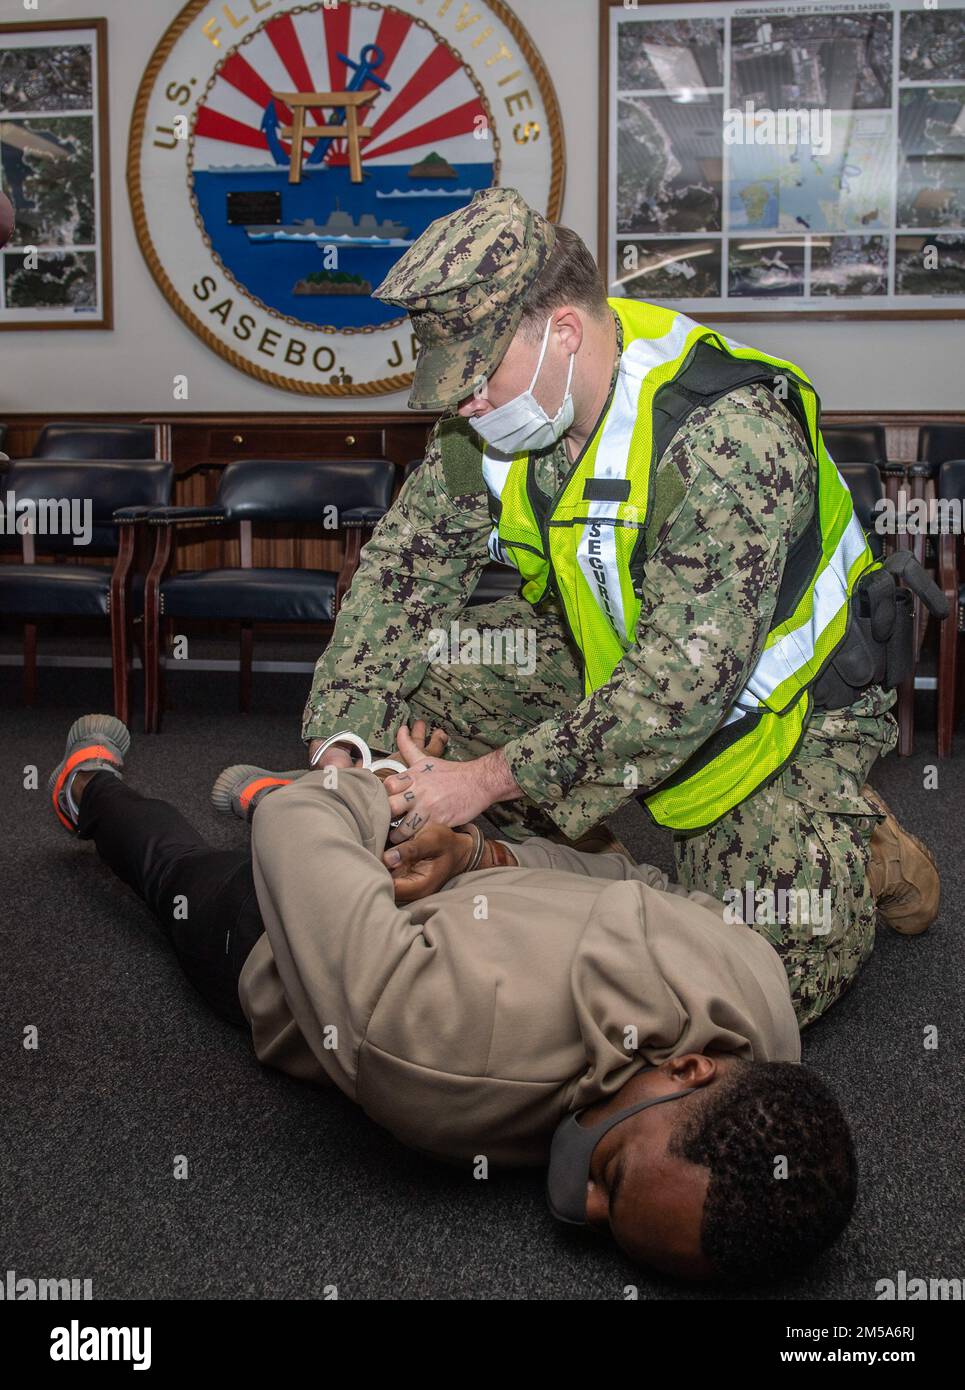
[308, 737, 358, 768]
[454, 831, 517, 872]
[478, 748, 523, 804]
[454, 828, 479, 875]
[480, 838, 518, 869]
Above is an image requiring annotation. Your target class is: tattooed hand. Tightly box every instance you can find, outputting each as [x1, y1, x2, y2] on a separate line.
[383, 726, 523, 843]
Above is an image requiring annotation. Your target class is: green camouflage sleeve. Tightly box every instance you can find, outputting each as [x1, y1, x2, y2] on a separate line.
[502, 384, 815, 839]
[301, 415, 492, 747]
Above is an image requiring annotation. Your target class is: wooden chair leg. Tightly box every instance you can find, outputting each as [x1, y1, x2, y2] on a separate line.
[131, 615, 146, 710]
[142, 526, 173, 735]
[109, 522, 135, 729]
[144, 604, 160, 734]
[937, 608, 958, 759]
[22, 623, 37, 705]
[110, 603, 129, 727]
[160, 617, 174, 713]
[239, 623, 253, 713]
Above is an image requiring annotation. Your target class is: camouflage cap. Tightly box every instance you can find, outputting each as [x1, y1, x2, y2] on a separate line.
[372, 186, 557, 410]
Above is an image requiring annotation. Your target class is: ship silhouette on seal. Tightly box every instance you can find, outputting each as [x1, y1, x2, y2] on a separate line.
[244, 203, 413, 247]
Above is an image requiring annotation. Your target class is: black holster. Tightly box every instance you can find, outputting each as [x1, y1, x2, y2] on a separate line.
[811, 551, 949, 711]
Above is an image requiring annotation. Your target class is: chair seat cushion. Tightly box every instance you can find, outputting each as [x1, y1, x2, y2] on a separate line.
[0, 563, 127, 616]
[160, 567, 337, 622]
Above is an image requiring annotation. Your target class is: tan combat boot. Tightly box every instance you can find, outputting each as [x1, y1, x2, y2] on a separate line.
[863, 786, 940, 936]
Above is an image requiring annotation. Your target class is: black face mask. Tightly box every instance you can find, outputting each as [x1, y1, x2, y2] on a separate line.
[546, 1086, 699, 1225]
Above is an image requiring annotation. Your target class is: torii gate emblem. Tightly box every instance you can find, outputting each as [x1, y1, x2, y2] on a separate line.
[261, 44, 392, 185]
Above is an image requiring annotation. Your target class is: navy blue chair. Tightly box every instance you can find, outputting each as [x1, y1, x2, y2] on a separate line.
[143, 457, 395, 729]
[918, 425, 965, 478]
[824, 426, 906, 531]
[403, 457, 520, 608]
[0, 458, 173, 719]
[838, 463, 887, 561]
[32, 422, 156, 460]
[822, 424, 888, 466]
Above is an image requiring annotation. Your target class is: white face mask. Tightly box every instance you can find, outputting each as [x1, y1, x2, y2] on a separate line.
[469, 315, 576, 456]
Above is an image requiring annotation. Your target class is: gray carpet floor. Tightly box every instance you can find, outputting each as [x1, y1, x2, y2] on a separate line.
[1, 654, 963, 1300]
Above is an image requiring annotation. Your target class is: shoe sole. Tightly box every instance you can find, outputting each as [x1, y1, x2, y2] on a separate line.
[211, 764, 266, 815]
[210, 764, 305, 817]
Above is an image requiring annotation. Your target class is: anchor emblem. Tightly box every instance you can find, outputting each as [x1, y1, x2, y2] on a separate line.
[260, 44, 392, 184]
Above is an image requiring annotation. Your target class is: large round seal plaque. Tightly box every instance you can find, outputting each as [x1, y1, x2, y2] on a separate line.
[128, 0, 565, 396]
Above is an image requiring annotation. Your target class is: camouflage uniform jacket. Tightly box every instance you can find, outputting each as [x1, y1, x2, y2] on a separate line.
[303, 308, 822, 830]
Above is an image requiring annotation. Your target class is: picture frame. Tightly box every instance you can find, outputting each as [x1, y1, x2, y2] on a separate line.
[0, 16, 113, 331]
[598, 0, 965, 320]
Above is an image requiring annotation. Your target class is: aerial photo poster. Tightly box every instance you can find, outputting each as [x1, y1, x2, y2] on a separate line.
[0, 19, 111, 329]
[604, 0, 965, 317]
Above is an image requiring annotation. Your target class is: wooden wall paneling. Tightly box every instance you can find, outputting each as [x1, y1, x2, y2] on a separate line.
[4, 409, 961, 583]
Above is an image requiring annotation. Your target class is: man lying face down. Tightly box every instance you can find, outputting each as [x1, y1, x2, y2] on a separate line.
[50, 716, 857, 1285]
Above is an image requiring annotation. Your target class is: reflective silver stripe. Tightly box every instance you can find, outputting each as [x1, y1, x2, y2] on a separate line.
[723, 701, 752, 728]
[575, 352, 642, 642]
[619, 312, 701, 377]
[574, 330, 697, 643]
[482, 449, 515, 565]
[488, 528, 507, 564]
[741, 512, 868, 706]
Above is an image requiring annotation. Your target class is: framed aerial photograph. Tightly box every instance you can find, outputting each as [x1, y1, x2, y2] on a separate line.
[0, 17, 112, 330]
[599, 0, 965, 319]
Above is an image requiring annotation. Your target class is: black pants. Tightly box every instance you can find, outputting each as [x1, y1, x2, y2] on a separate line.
[77, 771, 265, 1026]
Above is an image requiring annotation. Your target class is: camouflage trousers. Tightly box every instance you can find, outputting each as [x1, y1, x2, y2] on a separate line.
[407, 593, 899, 1029]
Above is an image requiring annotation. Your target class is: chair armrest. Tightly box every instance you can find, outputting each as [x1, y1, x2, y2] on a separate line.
[147, 505, 226, 526]
[341, 505, 387, 528]
[112, 505, 160, 524]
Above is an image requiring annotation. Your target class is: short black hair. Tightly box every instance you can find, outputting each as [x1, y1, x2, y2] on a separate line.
[668, 1060, 858, 1282]
[518, 225, 609, 337]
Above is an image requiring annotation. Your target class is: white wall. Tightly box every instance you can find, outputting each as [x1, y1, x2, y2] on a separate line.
[4, 0, 963, 413]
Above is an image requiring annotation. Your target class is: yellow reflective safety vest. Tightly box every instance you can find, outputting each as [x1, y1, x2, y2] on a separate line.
[481, 298, 878, 834]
